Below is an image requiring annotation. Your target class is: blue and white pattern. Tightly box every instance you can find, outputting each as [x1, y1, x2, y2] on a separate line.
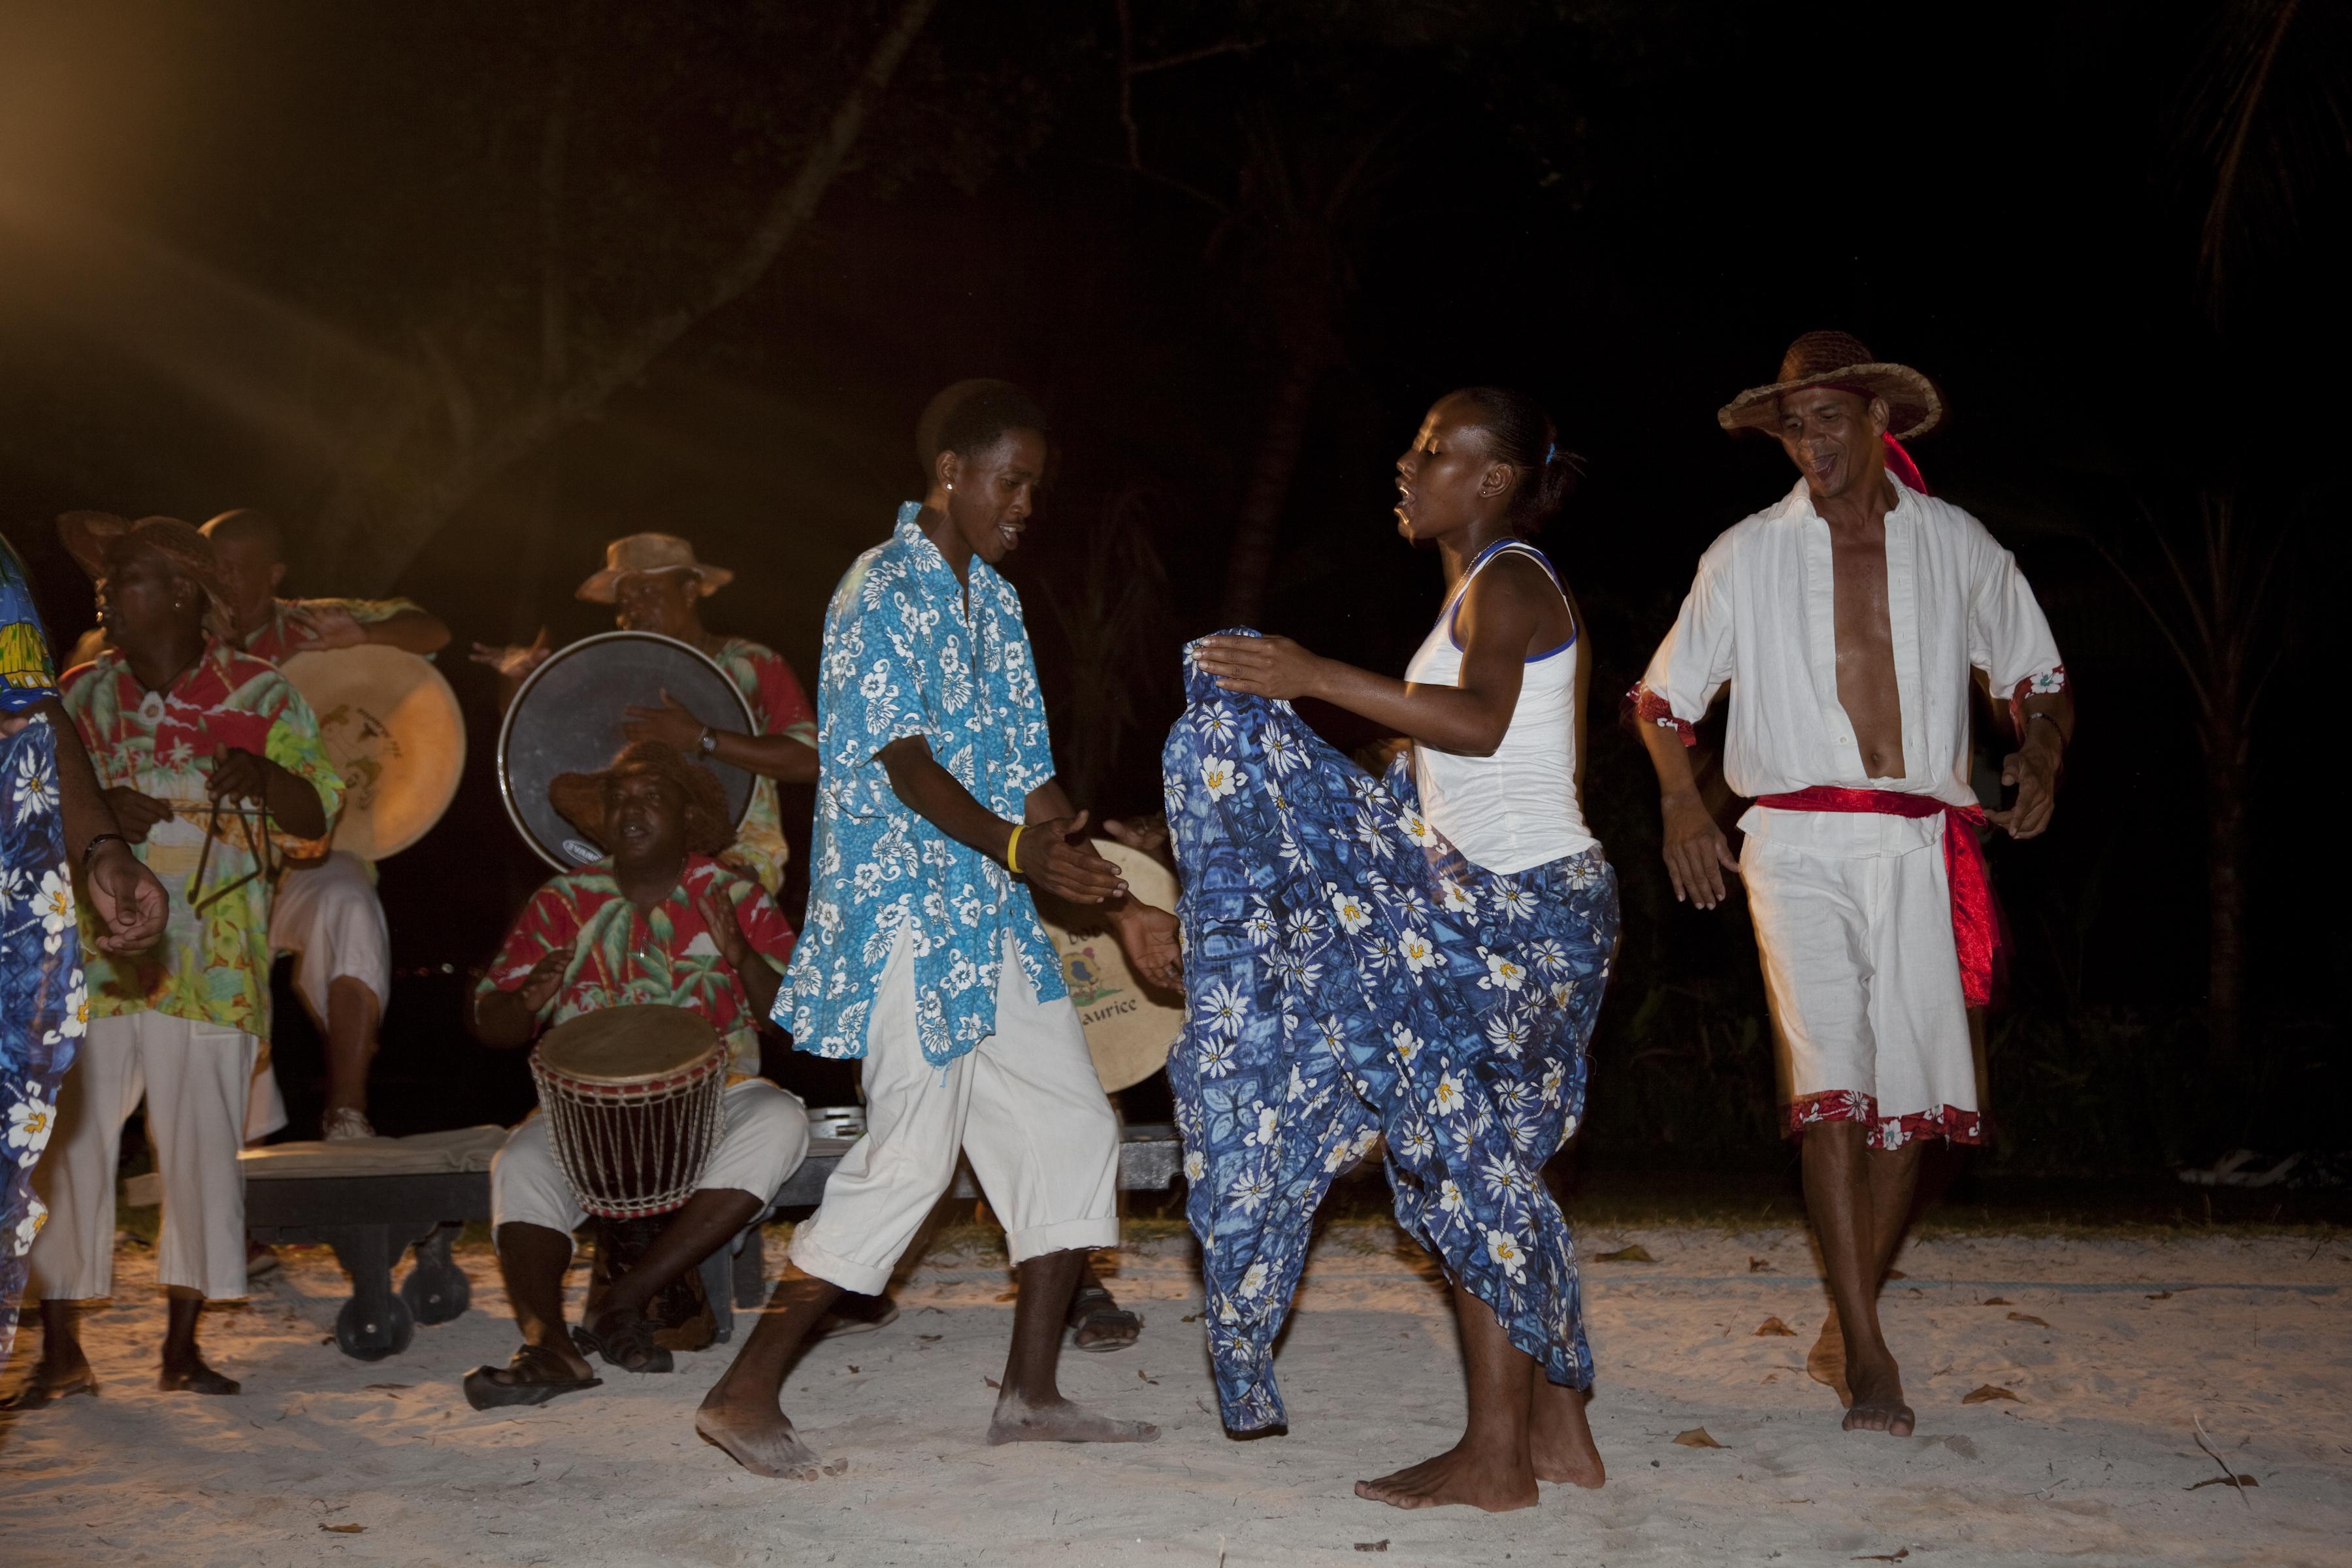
[781, 504, 1065, 1067]
[3, 717, 82, 1364]
[1167, 634, 1618, 1432]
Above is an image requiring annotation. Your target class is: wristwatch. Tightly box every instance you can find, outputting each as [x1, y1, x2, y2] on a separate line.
[698, 727, 720, 757]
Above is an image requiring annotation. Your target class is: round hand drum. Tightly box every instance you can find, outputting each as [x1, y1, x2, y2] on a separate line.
[1038, 838, 1186, 1093]
[279, 646, 466, 859]
[497, 630, 756, 872]
[529, 1004, 728, 1220]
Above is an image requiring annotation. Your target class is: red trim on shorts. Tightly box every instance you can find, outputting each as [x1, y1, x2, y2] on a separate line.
[1785, 1090, 1986, 1151]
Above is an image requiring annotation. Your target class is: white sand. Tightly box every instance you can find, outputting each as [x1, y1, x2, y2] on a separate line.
[3, 1218, 2346, 1567]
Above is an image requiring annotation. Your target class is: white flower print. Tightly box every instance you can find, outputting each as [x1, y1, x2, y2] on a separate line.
[14, 749, 59, 822]
[1480, 1156, 1526, 1201]
[1184, 1149, 1206, 1181]
[1485, 1226, 1529, 1282]
[37, 870, 74, 947]
[1541, 1060, 1567, 1106]
[1396, 1120, 1436, 1160]
[1241, 898, 1277, 948]
[1195, 1035, 1237, 1077]
[1484, 1010, 1529, 1058]
[1198, 977, 1250, 1037]
[1397, 928, 1439, 979]
[1282, 907, 1325, 949]
[1194, 703, 1239, 746]
[59, 980, 88, 1039]
[1245, 1102, 1281, 1147]
[1163, 776, 1188, 817]
[1313, 1015, 1347, 1056]
[1439, 1178, 1465, 1215]
[1480, 950, 1527, 992]
[1429, 1072, 1466, 1119]
[1330, 887, 1372, 935]
[2027, 666, 2066, 694]
[14, 1203, 43, 1254]
[1257, 725, 1299, 776]
[1525, 938, 1569, 975]
[1229, 1171, 1274, 1215]
[1390, 1023, 1422, 1066]
[1441, 879, 1478, 915]
[1201, 756, 1240, 800]
[1322, 1137, 1358, 1173]
[7, 1089, 56, 1164]
[1561, 855, 1600, 891]
[1492, 881, 1536, 922]
[1239, 1259, 1271, 1297]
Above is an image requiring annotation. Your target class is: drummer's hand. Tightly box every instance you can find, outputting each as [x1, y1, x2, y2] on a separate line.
[468, 629, 551, 682]
[286, 602, 368, 651]
[1113, 902, 1183, 991]
[694, 887, 754, 972]
[1020, 811, 1127, 906]
[101, 785, 174, 844]
[624, 691, 707, 753]
[515, 943, 574, 1012]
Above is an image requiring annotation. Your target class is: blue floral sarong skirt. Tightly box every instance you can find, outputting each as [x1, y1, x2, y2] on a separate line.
[1165, 638, 1618, 1432]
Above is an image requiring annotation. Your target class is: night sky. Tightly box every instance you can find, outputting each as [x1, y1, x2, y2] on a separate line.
[2, 1, 2342, 1168]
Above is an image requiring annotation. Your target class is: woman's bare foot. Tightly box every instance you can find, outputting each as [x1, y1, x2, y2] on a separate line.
[986, 1392, 1160, 1446]
[1841, 1358, 1914, 1436]
[1355, 1441, 1539, 1512]
[1527, 1380, 1605, 1488]
[1808, 1309, 1853, 1406]
[694, 1397, 843, 1478]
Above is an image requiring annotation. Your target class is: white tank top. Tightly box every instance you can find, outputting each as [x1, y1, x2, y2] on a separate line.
[1401, 540, 1597, 875]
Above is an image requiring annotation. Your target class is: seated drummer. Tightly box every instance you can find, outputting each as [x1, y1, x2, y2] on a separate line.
[462, 741, 810, 1409]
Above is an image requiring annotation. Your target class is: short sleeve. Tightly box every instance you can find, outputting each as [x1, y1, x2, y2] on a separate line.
[728, 877, 798, 969]
[1632, 537, 1738, 745]
[260, 680, 346, 859]
[478, 884, 578, 1012]
[1965, 525, 2066, 717]
[751, 649, 818, 748]
[0, 536, 59, 712]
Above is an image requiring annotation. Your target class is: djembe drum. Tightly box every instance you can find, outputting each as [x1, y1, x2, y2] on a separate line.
[528, 1005, 728, 1220]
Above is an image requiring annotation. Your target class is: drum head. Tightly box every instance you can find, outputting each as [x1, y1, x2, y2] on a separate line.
[536, 1004, 720, 1085]
[498, 630, 757, 872]
[280, 647, 466, 860]
[1041, 839, 1185, 1093]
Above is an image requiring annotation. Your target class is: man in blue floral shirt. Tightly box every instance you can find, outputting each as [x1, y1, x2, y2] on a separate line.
[693, 381, 1177, 1478]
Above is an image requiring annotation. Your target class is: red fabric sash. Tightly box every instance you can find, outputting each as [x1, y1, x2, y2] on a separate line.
[1752, 786, 2001, 1008]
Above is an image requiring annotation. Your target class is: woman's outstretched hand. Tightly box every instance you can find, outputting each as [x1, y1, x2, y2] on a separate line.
[1193, 635, 1324, 702]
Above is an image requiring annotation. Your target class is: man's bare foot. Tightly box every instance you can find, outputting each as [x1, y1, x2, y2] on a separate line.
[1808, 1309, 1853, 1407]
[1527, 1380, 1605, 1488]
[986, 1392, 1160, 1446]
[1355, 1441, 1538, 1512]
[694, 1399, 844, 1479]
[1841, 1360, 1914, 1437]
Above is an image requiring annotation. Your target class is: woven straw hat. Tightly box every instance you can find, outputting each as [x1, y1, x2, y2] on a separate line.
[1718, 331, 1944, 442]
[57, 511, 238, 640]
[549, 742, 734, 857]
[575, 533, 734, 604]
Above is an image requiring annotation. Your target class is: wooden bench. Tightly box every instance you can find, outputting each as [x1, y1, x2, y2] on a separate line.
[225, 1117, 1185, 1358]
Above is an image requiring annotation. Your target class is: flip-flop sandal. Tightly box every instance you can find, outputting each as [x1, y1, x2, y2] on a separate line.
[813, 1295, 899, 1341]
[573, 1316, 675, 1375]
[1064, 1286, 1143, 1353]
[463, 1345, 604, 1411]
[0, 1369, 99, 1411]
[158, 1365, 240, 1395]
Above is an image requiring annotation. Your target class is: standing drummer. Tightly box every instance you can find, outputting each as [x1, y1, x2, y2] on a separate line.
[463, 741, 810, 1408]
[202, 508, 453, 1143]
[693, 380, 1181, 1478]
[470, 534, 817, 897]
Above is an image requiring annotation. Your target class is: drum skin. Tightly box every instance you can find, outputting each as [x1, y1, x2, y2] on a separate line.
[530, 1005, 728, 1219]
[279, 646, 466, 860]
[1039, 839, 1185, 1093]
[498, 630, 755, 872]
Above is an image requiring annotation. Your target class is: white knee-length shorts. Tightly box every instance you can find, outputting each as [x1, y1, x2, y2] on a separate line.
[789, 933, 1119, 1296]
[493, 1077, 811, 1239]
[1740, 806, 1982, 1151]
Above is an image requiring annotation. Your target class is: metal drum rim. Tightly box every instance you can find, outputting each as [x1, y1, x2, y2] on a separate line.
[494, 629, 757, 874]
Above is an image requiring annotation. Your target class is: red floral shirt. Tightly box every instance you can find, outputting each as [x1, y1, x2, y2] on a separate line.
[478, 853, 797, 1073]
[710, 636, 816, 896]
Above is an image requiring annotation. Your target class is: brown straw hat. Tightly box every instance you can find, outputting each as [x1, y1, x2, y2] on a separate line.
[57, 511, 238, 640]
[548, 741, 734, 857]
[1717, 331, 1945, 442]
[574, 533, 734, 604]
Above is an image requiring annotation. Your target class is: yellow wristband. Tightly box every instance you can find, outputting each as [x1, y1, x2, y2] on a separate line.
[1005, 824, 1025, 875]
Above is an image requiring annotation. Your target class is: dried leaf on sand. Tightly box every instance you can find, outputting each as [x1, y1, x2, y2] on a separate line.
[1963, 1384, 2022, 1404]
[2007, 1312, 2051, 1328]
[1982, 1297, 2012, 1305]
[2185, 1475, 2259, 1492]
[1596, 1245, 1656, 1264]
[1673, 1428, 1725, 1448]
[1754, 1317, 1797, 1337]
[321, 1524, 366, 1534]
[1352, 1542, 1390, 1554]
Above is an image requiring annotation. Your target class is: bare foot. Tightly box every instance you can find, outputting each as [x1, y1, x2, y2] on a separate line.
[1356, 1441, 1538, 1511]
[1527, 1381, 1605, 1489]
[1841, 1360, 1914, 1437]
[694, 1400, 844, 1478]
[1808, 1309, 1853, 1407]
[986, 1392, 1160, 1446]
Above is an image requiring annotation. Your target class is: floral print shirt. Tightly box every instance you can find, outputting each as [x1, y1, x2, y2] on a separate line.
[63, 640, 342, 1034]
[781, 505, 1063, 1067]
[478, 853, 797, 1075]
[708, 635, 817, 896]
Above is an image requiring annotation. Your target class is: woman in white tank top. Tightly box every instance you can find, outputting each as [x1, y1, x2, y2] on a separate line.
[1184, 388, 1618, 1509]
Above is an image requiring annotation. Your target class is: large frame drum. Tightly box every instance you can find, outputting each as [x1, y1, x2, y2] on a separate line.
[497, 630, 756, 871]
